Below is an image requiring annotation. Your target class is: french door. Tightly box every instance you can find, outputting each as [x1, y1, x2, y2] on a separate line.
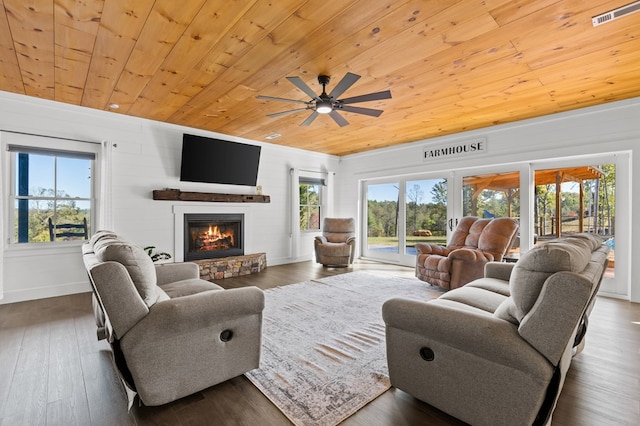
[362, 175, 450, 266]
[459, 167, 524, 253]
[361, 152, 628, 297]
[528, 154, 627, 297]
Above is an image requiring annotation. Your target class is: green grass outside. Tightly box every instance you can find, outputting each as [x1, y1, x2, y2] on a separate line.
[367, 235, 447, 246]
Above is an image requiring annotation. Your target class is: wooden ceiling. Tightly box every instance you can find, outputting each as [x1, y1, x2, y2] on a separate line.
[1, 0, 639, 156]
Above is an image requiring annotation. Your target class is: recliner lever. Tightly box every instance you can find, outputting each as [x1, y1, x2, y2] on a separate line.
[419, 347, 435, 361]
[220, 329, 234, 342]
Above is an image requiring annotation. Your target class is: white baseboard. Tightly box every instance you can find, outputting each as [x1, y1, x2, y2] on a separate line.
[267, 255, 314, 266]
[0, 281, 92, 305]
[596, 290, 629, 300]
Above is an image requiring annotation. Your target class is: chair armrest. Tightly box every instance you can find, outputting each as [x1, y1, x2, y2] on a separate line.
[485, 261, 514, 280]
[155, 262, 200, 285]
[315, 236, 328, 243]
[382, 298, 550, 376]
[124, 286, 265, 342]
[415, 243, 449, 255]
[346, 236, 356, 245]
[448, 248, 494, 262]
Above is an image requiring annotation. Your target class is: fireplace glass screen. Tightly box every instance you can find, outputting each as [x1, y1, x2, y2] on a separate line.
[184, 214, 243, 260]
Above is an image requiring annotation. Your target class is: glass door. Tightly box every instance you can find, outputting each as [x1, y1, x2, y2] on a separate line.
[364, 181, 400, 261]
[363, 175, 449, 265]
[460, 170, 522, 257]
[361, 153, 628, 298]
[457, 156, 626, 296]
[405, 178, 448, 255]
[532, 157, 626, 296]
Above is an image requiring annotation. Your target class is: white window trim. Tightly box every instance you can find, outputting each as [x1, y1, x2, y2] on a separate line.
[289, 168, 333, 259]
[1, 131, 101, 251]
[299, 181, 323, 232]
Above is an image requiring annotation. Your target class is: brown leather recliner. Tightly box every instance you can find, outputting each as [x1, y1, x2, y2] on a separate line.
[415, 216, 519, 290]
[314, 217, 356, 266]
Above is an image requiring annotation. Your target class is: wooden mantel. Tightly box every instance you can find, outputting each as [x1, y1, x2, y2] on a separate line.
[153, 189, 270, 203]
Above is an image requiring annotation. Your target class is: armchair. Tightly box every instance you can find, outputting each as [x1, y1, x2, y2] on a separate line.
[314, 217, 356, 266]
[82, 231, 264, 406]
[415, 216, 518, 290]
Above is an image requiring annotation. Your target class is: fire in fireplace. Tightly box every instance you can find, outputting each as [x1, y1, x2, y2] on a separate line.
[184, 214, 244, 260]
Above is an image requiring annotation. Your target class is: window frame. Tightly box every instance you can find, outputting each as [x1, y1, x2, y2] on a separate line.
[3, 132, 99, 247]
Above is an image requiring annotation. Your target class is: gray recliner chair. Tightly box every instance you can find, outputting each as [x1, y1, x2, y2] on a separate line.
[82, 230, 264, 406]
[384, 233, 610, 426]
[314, 217, 356, 266]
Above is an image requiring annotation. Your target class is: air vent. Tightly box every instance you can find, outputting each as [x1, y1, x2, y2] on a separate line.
[592, 0, 640, 26]
[265, 133, 281, 140]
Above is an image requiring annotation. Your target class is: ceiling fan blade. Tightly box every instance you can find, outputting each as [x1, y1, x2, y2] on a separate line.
[286, 76, 321, 100]
[267, 108, 309, 118]
[339, 89, 392, 104]
[329, 110, 349, 127]
[301, 111, 319, 126]
[257, 95, 309, 105]
[328, 72, 361, 99]
[340, 105, 384, 117]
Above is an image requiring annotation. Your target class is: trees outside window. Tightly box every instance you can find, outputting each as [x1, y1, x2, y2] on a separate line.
[12, 149, 93, 243]
[462, 172, 521, 220]
[299, 183, 321, 230]
[533, 164, 615, 237]
[366, 179, 448, 257]
[404, 179, 447, 238]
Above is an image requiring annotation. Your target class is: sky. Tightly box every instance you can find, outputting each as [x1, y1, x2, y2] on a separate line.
[367, 179, 445, 203]
[16, 154, 92, 198]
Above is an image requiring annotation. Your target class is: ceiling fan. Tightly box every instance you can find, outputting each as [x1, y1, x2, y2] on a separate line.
[257, 72, 392, 127]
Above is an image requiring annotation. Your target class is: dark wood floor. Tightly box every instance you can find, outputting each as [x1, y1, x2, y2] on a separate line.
[1, 260, 638, 425]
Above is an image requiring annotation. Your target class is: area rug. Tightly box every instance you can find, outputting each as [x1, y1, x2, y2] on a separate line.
[244, 271, 444, 426]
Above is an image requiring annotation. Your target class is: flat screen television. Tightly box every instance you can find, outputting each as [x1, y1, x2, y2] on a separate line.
[180, 134, 261, 186]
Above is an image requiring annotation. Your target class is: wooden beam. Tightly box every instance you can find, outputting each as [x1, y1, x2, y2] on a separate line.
[152, 189, 270, 203]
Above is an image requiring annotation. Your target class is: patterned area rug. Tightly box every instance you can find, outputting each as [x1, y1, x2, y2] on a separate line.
[245, 271, 444, 426]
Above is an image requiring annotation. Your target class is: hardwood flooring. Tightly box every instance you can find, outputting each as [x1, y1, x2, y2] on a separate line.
[0, 260, 638, 425]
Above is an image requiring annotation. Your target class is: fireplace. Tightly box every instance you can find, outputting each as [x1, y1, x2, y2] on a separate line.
[184, 214, 244, 260]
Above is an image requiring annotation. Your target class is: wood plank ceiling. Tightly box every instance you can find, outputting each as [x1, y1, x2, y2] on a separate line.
[1, 0, 639, 156]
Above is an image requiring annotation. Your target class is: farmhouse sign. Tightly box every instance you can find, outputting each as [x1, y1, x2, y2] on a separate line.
[423, 138, 487, 162]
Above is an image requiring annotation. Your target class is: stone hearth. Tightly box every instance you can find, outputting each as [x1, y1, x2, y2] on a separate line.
[194, 253, 267, 280]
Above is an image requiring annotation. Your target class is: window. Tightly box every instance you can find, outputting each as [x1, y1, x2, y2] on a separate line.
[9, 144, 95, 243]
[299, 177, 323, 231]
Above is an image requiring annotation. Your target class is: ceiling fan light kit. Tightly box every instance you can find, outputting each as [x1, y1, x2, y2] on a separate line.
[257, 72, 391, 126]
[316, 102, 332, 114]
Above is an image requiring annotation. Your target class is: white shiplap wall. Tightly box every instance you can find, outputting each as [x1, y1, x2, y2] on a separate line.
[0, 91, 339, 304]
